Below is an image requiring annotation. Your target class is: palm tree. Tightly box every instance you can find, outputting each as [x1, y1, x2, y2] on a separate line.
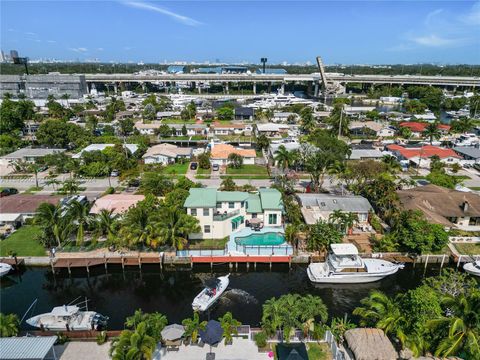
[61, 93, 71, 108]
[427, 291, 480, 358]
[274, 145, 293, 171]
[35, 203, 72, 247]
[61, 178, 80, 195]
[285, 224, 301, 255]
[110, 322, 156, 360]
[69, 200, 93, 246]
[382, 155, 401, 174]
[423, 122, 441, 144]
[256, 134, 270, 152]
[45, 178, 61, 191]
[95, 209, 118, 241]
[298, 294, 328, 338]
[219, 312, 242, 345]
[343, 212, 359, 235]
[452, 117, 475, 133]
[0, 313, 20, 337]
[182, 312, 207, 344]
[157, 206, 200, 250]
[329, 210, 345, 231]
[261, 297, 284, 337]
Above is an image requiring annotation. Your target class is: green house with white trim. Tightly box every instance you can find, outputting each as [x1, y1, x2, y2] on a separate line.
[184, 188, 283, 239]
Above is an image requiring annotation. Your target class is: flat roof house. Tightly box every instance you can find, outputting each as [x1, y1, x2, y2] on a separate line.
[142, 144, 193, 165]
[256, 123, 290, 138]
[210, 143, 256, 166]
[296, 193, 373, 225]
[90, 194, 145, 215]
[397, 184, 480, 231]
[72, 144, 139, 159]
[1, 147, 65, 164]
[184, 188, 283, 239]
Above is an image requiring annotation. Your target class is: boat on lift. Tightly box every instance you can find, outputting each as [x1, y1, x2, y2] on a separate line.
[26, 298, 108, 331]
[464, 260, 480, 277]
[0, 263, 12, 277]
[192, 274, 230, 312]
[307, 244, 404, 284]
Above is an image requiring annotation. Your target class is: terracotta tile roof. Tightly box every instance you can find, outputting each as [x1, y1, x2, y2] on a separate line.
[0, 195, 62, 214]
[90, 194, 145, 215]
[399, 122, 450, 133]
[210, 144, 256, 159]
[387, 144, 461, 159]
[211, 122, 245, 129]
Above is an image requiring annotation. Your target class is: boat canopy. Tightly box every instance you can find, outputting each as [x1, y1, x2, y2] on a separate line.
[204, 278, 221, 288]
[51, 305, 79, 316]
[330, 244, 359, 256]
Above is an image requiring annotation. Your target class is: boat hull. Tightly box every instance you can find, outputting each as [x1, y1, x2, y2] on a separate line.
[26, 311, 106, 331]
[192, 275, 229, 312]
[0, 263, 12, 278]
[463, 263, 480, 277]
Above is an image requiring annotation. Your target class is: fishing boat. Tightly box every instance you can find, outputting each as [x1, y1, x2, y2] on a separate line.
[307, 244, 404, 284]
[26, 298, 108, 331]
[192, 274, 230, 312]
[0, 263, 12, 277]
[464, 260, 480, 277]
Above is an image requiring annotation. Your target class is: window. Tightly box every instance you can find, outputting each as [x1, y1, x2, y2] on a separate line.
[191, 208, 197, 216]
[252, 213, 257, 218]
[268, 213, 278, 225]
[228, 202, 235, 209]
[203, 208, 209, 216]
[204, 225, 211, 233]
[241, 201, 244, 208]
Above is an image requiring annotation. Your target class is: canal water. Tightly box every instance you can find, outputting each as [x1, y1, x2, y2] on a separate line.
[0, 263, 453, 330]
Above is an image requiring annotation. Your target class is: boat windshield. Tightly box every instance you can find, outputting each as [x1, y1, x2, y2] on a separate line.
[328, 253, 363, 269]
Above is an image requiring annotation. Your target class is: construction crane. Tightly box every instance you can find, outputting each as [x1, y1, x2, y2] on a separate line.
[315, 56, 344, 97]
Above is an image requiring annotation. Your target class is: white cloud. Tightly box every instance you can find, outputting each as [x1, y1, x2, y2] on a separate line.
[124, 1, 202, 26]
[461, 1, 480, 25]
[69, 47, 88, 53]
[425, 9, 443, 26]
[47, 40, 57, 43]
[411, 34, 458, 47]
[25, 31, 37, 36]
[97, 47, 104, 51]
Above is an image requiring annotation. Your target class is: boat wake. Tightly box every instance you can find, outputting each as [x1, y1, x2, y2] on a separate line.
[222, 289, 258, 304]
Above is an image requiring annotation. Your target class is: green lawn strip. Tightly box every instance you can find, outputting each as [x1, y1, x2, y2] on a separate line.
[226, 165, 269, 175]
[221, 175, 271, 180]
[468, 187, 480, 191]
[163, 163, 189, 175]
[454, 242, 480, 255]
[23, 186, 44, 194]
[188, 237, 229, 250]
[195, 175, 211, 179]
[197, 167, 211, 175]
[0, 226, 46, 257]
[60, 241, 108, 253]
[161, 119, 196, 124]
[307, 343, 330, 360]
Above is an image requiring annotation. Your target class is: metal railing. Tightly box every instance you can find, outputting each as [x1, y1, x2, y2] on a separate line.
[237, 245, 293, 256]
[213, 209, 240, 221]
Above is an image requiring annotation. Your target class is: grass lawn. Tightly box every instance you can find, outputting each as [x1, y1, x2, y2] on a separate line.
[195, 167, 211, 179]
[161, 119, 196, 124]
[454, 243, 480, 255]
[217, 135, 255, 142]
[226, 165, 269, 175]
[0, 226, 46, 257]
[468, 187, 480, 191]
[188, 237, 229, 250]
[307, 343, 331, 360]
[163, 162, 189, 175]
[23, 186, 44, 194]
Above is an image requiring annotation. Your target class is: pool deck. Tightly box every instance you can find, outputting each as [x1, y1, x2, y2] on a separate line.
[227, 226, 288, 254]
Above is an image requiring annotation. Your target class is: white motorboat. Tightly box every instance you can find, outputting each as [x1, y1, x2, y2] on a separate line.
[0, 263, 12, 277]
[464, 260, 480, 277]
[307, 244, 404, 284]
[26, 301, 108, 331]
[192, 274, 230, 312]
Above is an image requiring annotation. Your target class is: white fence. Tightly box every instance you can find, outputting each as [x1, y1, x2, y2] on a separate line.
[324, 330, 351, 360]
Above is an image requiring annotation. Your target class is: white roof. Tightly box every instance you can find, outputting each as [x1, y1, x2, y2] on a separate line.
[51, 305, 79, 316]
[0, 213, 22, 222]
[256, 123, 290, 132]
[330, 243, 359, 256]
[72, 144, 139, 158]
[0, 336, 57, 359]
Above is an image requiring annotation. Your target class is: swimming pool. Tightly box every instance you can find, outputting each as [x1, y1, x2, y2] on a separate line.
[235, 232, 286, 246]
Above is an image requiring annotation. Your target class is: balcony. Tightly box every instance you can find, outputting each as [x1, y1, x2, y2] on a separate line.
[213, 209, 239, 221]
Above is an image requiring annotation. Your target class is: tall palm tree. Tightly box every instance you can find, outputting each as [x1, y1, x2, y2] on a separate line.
[328, 210, 345, 232]
[423, 122, 442, 144]
[261, 297, 284, 336]
[110, 322, 156, 360]
[0, 313, 20, 337]
[69, 200, 93, 246]
[428, 291, 480, 358]
[274, 145, 293, 171]
[95, 209, 118, 241]
[61, 178, 80, 195]
[219, 312, 242, 345]
[343, 212, 359, 234]
[157, 206, 200, 250]
[298, 294, 328, 338]
[35, 203, 72, 247]
[45, 178, 61, 191]
[182, 312, 207, 344]
[452, 117, 475, 134]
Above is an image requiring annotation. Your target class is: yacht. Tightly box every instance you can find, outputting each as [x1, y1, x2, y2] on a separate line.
[446, 106, 470, 119]
[26, 300, 108, 331]
[464, 260, 480, 277]
[307, 244, 404, 284]
[192, 274, 230, 312]
[0, 263, 12, 277]
[455, 133, 479, 147]
[168, 90, 200, 109]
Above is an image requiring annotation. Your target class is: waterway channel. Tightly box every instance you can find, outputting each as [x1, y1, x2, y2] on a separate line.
[0, 263, 458, 330]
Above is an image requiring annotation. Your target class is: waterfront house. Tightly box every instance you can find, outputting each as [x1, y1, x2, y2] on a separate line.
[397, 184, 480, 231]
[210, 143, 256, 166]
[255, 123, 290, 138]
[234, 107, 255, 121]
[296, 193, 373, 225]
[134, 121, 162, 135]
[398, 122, 450, 138]
[210, 123, 252, 136]
[453, 146, 480, 164]
[0, 194, 62, 226]
[386, 144, 461, 168]
[184, 188, 283, 239]
[272, 111, 299, 123]
[169, 123, 208, 137]
[142, 143, 192, 165]
[90, 194, 145, 216]
[72, 144, 139, 159]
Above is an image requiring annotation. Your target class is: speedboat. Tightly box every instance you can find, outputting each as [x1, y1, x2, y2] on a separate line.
[192, 274, 230, 312]
[26, 301, 108, 331]
[307, 244, 404, 284]
[0, 263, 12, 277]
[464, 260, 480, 277]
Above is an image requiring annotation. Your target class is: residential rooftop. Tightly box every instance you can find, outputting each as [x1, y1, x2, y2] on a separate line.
[1, 147, 65, 159]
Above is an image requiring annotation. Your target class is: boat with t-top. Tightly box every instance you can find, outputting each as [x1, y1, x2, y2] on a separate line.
[192, 274, 230, 312]
[464, 260, 480, 277]
[307, 244, 404, 284]
[26, 298, 108, 331]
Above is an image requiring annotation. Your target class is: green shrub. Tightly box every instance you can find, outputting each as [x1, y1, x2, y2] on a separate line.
[104, 187, 115, 195]
[254, 331, 267, 348]
[96, 331, 107, 345]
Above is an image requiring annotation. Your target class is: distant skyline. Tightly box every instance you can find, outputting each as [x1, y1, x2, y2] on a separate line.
[1, 1, 479, 64]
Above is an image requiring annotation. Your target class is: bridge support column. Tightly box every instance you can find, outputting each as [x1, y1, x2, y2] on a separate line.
[253, 82, 256, 94]
[142, 82, 146, 92]
[280, 82, 285, 94]
[268, 82, 272, 93]
[197, 83, 202, 94]
[224, 82, 229, 94]
[314, 81, 319, 97]
[114, 82, 118, 94]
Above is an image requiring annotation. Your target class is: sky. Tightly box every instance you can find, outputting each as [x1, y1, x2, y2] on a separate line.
[1, 0, 479, 64]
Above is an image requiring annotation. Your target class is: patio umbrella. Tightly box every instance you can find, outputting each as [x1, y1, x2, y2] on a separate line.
[249, 218, 262, 225]
[161, 324, 185, 341]
[199, 320, 223, 346]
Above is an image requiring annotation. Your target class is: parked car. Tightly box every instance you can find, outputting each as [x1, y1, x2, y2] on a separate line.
[190, 162, 198, 170]
[0, 188, 18, 197]
[212, 164, 219, 171]
[110, 170, 119, 177]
